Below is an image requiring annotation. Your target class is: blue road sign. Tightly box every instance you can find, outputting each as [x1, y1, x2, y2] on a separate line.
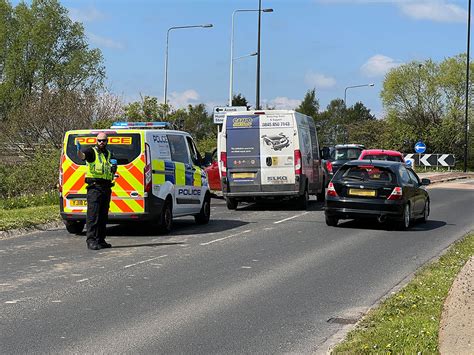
[414, 141, 426, 154]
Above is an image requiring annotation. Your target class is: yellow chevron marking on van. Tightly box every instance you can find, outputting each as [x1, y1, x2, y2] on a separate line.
[175, 162, 185, 186]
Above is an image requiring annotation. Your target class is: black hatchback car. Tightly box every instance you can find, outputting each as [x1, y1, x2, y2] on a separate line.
[325, 161, 430, 229]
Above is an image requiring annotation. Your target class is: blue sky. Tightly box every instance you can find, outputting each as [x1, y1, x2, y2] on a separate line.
[25, 0, 472, 117]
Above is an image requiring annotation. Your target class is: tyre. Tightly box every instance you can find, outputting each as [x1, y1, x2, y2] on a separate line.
[325, 215, 338, 227]
[158, 199, 173, 234]
[64, 220, 85, 234]
[297, 188, 309, 210]
[226, 197, 238, 210]
[195, 194, 211, 225]
[421, 200, 430, 223]
[398, 203, 411, 230]
[316, 181, 325, 202]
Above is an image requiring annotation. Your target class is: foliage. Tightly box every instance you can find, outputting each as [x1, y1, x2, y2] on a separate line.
[0, 0, 105, 121]
[0, 204, 59, 230]
[0, 190, 57, 209]
[296, 88, 319, 118]
[333, 233, 474, 354]
[0, 149, 60, 198]
[232, 93, 250, 109]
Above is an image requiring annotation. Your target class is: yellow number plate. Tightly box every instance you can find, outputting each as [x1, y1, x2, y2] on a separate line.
[349, 189, 376, 197]
[70, 200, 87, 206]
[233, 172, 255, 179]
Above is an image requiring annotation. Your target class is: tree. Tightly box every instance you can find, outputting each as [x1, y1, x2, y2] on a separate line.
[0, 0, 106, 121]
[296, 88, 319, 118]
[232, 93, 250, 109]
[345, 102, 376, 122]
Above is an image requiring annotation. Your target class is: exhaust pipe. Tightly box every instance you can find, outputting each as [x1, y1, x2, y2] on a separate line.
[377, 215, 387, 224]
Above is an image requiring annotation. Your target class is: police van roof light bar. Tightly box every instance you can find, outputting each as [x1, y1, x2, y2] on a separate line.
[110, 122, 170, 129]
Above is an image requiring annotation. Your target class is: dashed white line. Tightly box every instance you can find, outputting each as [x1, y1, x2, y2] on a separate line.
[76, 278, 89, 283]
[274, 212, 309, 224]
[200, 229, 252, 246]
[124, 255, 168, 269]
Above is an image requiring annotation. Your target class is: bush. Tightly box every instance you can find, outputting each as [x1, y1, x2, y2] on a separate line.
[0, 190, 58, 209]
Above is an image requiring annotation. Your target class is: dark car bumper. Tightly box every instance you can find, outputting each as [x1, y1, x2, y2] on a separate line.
[325, 197, 405, 221]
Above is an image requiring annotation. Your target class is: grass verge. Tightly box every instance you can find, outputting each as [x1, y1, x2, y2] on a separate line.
[0, 205, 60, 231]
[332, 232, 474, 354]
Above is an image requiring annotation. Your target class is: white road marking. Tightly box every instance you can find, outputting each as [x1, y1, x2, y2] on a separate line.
[200, 230, 252, 246]
[124, 255, 168, 269]
[76, 278, 89, 283]
[241, 266, 252, 269]
[274, 212, 309, 224]
[5, 300, 19, 304]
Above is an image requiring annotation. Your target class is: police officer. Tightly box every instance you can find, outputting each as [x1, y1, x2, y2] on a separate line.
[77, 133, 116, 250]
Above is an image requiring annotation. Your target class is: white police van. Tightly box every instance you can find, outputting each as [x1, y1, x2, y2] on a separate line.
[60, 122, 210, 234]
[217, 110, 325, 210]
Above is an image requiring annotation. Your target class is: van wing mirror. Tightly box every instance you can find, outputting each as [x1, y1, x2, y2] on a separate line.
[321, 147, 330, 160]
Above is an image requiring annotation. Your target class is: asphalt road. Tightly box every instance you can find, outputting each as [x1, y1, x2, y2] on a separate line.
[1, 180, 473, 354]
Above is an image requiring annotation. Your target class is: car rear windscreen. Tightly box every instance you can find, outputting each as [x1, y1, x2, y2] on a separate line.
[332, 148, 362, 160]
[66, 133, 141, 165]
[335, 165, 396, 183]
[363, 154, 403, 162]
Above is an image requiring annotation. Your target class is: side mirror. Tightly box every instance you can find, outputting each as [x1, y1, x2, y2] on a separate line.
[321, 147, 330, 160]
[202, 152, 213, 166]
[421, 178, 431, 186]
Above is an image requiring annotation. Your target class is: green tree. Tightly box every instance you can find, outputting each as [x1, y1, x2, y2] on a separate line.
[296, 88, 319, 118]
[345, 102, 376, 122]
[0, 0, 105, 121]
[232, 93, 250, 109]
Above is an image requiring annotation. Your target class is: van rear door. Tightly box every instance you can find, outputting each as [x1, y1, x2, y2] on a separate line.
[259, 112, 295, 191]
[62, 132, 145, 215]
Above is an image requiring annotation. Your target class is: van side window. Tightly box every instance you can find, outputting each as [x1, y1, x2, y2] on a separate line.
[167, 134, 190, 164]
[186, 136, 200, 166]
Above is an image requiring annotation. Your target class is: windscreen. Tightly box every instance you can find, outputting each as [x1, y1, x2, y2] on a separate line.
[332, 148, 362, 160]
[335, 165, 396, 183]
[66, 133, 141, 165]
[363, 154, 403, 162]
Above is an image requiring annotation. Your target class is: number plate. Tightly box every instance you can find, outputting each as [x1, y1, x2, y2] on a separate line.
[348, 189, 376, 197]
[70, 200, 87, 206]
[232, 172, 255, 179]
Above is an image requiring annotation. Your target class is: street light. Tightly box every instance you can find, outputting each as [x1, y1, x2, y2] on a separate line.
[163, 24, 213, 117]
[229, 7, 273, 106]
[344, 83, 375, 106]
[464, 0, 471, 172]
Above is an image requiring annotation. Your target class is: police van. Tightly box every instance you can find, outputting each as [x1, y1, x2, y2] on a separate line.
[218, 110, 325, 210]
[59, 122, 210, 234]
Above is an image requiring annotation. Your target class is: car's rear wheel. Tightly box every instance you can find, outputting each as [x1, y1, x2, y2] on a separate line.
[158, 199, 173, 234]
[325, 215, 338, 227]
[195, 194, 211, 224]
[398, 203, 411, 230]
[64, 220, 85, 234]
[421, 200, 430, 223]
[226, 197, 238, 210]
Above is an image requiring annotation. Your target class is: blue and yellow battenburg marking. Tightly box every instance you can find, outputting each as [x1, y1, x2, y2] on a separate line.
[151, 159, 203, 187]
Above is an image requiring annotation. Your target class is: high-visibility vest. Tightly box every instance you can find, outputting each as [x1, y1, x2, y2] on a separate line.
[85, 147, 113, 181]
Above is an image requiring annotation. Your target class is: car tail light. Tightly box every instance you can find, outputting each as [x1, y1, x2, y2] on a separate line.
[220, 152, 227, 177]
[326, 160, 333, 174]
[387, 186, 403, 200]
[327, 182, 338, 197]
[144, 143, 152, 193]
[294, 149, 302, 174]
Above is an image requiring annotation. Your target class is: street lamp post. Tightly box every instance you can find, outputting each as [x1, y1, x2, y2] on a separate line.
[344, 83, 375, 106]
[464, 0, 471, 172]
[163, 24, 213, 117]
[229, 8, 272, 106]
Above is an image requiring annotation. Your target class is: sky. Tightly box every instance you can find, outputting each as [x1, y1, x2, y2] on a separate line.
[18, 0, 471, 118]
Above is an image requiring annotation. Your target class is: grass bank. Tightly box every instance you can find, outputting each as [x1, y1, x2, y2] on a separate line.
[0, 205, 60, 231]
[332, 232, 474, 354]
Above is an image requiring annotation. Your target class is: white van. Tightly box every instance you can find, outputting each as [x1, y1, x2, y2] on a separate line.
[217, 110, 325, 209]
[60, 122, 210, 234]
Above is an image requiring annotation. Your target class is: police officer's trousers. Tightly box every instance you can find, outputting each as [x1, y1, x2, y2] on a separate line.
[86, 184, 111, 245]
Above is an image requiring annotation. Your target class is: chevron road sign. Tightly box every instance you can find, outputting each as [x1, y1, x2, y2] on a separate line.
[404, 154, 455, 167]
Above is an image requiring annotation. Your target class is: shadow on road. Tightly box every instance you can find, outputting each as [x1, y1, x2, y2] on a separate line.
[103, 218, 250, 237]
[336, 219, 447, 232]
[111, 242, 184, 249]
[236, 200, 324, 212]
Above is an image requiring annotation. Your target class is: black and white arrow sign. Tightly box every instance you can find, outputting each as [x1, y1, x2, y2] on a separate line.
[404, 153, 455, 167]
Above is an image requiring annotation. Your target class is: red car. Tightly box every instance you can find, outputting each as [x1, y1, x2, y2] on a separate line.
[204, 149, 221, 192]
[358, 149, 405, 163]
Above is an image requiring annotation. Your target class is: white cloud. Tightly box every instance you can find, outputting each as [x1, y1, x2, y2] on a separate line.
[305, 71, 337, 89]
[69, 7, 104, 23]
[361, 54, 402, 77]
[315, 0, 467, 23]
[264, 97, 301, 110]
[399, 1, 466, 23]
[87, 33, 125, 50]
[169, 90, 200, 108]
